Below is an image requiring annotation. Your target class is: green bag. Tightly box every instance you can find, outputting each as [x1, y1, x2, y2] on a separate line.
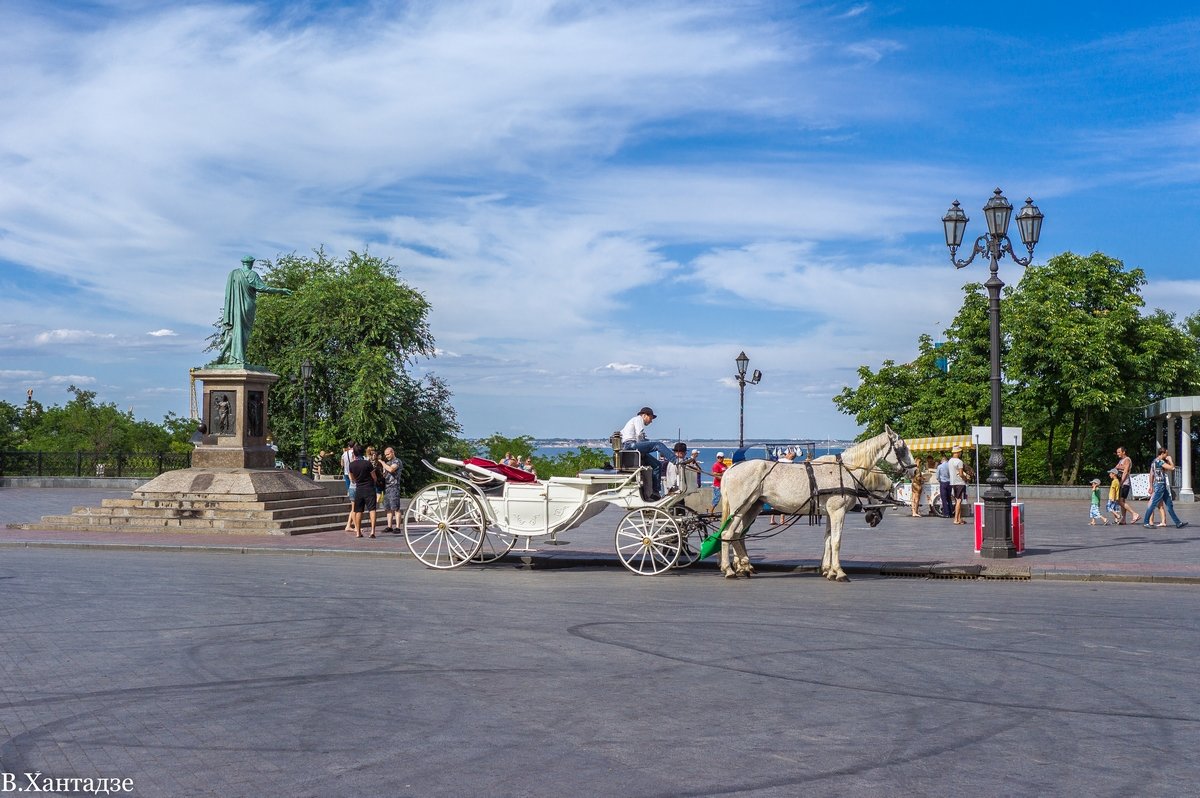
[698, 517, 732, 559]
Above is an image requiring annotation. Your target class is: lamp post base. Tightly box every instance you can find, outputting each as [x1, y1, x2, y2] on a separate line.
[980, 486, 1016, 559]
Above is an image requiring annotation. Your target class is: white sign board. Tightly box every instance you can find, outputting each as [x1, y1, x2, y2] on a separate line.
[971, 426, 1023, 447]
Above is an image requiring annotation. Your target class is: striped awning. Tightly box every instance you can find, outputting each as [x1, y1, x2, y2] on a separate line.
[904, 435, 975, 452]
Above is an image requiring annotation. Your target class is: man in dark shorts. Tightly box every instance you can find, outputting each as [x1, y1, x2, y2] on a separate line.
[348, 444, 378, 538]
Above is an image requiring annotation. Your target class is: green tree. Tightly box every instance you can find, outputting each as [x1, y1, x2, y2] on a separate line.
[236, 248, 461, 492]
[21, 386, 171, 453]
[1005, 252, 1147, 483]
[835, 250, 1200, 485]
[477, 434, 535, 462]
[0, 400, 20, 450]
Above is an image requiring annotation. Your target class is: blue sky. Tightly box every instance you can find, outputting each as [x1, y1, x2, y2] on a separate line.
[2, 1, 1199, 441]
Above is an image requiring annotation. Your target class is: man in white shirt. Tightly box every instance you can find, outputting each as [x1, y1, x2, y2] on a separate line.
[620, 406, 676, 499]
[948, 445, 967, 524]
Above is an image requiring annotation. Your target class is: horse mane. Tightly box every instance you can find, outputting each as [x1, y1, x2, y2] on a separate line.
[835, 430, 893, 470]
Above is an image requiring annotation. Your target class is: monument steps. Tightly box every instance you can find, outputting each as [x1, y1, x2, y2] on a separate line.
[80, 497, 348, 521]
[23, 466, 363, 536]
[24, 505, 349, 535]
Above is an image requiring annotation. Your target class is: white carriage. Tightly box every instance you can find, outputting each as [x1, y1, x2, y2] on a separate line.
[403, 454, 716, 575]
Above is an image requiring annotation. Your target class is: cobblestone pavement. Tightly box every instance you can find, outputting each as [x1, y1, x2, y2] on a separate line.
[2, 487, 1199, 582]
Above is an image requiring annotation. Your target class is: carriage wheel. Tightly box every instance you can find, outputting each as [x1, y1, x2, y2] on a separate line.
[615, 507, 681, 575]
[472, 527, 518, 563]
[403, 484, 487, 569]
[670, 506, 714, 568]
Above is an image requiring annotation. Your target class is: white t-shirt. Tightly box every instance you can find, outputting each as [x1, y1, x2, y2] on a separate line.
[620, 414, 647, 444]
[948, 456, 966, 486]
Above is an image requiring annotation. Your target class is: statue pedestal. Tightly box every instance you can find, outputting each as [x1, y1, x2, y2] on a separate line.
[23, 367, 349, 536]
[191, 367, 279, 469]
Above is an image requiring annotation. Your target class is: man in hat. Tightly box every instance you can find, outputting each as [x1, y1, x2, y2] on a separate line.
[663, 442, 699, 494]
[948, 445, 967, 524]
[620, 406, 676, 499]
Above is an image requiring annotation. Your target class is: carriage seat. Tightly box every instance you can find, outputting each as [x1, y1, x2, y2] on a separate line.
[464, 457, 537, 483]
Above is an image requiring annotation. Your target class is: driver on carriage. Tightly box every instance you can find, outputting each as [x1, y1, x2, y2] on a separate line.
[619, 406, 677, 501]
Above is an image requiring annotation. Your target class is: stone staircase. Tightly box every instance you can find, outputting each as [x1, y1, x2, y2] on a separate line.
[21, 468, 350, 536]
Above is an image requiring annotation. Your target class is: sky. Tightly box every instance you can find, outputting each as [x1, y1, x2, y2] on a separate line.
[2, 1, 1200, 442]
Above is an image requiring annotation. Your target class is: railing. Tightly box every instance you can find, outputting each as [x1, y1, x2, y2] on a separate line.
[0, 451, 192, 479]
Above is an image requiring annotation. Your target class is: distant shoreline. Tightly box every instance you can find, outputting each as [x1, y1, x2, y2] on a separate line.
[532, 438, 855, 449]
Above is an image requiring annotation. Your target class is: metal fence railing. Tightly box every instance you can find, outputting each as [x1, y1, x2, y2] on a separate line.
[0, 451, 192, 479]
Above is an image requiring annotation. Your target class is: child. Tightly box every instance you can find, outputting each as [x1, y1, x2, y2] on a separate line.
[1106, 469, 1122, 524]
[1089, 478, 1108, 525]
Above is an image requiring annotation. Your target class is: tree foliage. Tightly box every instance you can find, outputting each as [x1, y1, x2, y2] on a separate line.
[835, 251, 1200, 484]
[0, 387, 197, 454]
[239, 249, 461, 492]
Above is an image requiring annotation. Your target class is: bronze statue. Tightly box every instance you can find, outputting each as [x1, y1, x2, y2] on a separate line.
[213, 256, 291, 366]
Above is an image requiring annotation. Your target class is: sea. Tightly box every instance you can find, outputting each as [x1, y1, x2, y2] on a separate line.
[533, 440, 848, 473]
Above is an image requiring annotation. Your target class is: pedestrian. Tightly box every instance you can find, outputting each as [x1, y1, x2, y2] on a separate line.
[923, 456, 939, 515]
[691, 450, 702, 488]
[948, 446, 967, 524]
[379, 446, 404, 533]
[347, 444, 378, 538]
[1143, 447, 1189, 530]
[1106, 469, 1122, 524]
[712, 451, 728, 509]
[936, 454, 951, 519]
[341, 441, 357, 532]
[909, 454, 927, 518]
[1114, 446, 1141, 525]
[1088, 478, 1108, 525]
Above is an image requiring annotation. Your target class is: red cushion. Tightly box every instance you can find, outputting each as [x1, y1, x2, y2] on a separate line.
[465, 457, 537, 482]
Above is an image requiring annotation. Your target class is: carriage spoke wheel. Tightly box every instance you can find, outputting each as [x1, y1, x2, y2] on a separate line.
[472, 527, 518, 563]
[403, 484, 486, 569]
[670, 506, 714, 568]
[615, 507, 681, 575]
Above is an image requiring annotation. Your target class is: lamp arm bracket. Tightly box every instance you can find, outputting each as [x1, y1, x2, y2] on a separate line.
[950, 235, 988, 269]
[998, 235, 1034, 267]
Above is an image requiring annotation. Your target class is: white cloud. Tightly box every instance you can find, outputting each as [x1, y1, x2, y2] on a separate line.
[0, 370, 44, 380]
[33, 329, 116, 345]
[599, 362, 657, 375]
[46, 375, 97, 385]
[147, 329, 178, 337]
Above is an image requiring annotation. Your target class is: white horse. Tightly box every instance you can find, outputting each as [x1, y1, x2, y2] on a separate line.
[717, 426, 916, 581]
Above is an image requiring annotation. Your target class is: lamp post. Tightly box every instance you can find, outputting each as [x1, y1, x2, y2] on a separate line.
[734, 351, 762, 448]
[943, 188, 1043, 558]
[300, 358, 313, 478]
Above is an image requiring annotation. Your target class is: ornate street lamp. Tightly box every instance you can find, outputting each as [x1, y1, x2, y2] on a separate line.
[300, 358, 313, 478]
[734, 351, 762, 448]
[943, 188, 1043, 558]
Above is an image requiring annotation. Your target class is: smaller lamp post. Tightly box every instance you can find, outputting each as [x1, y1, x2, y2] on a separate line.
[735, 351, 762, 448]
[300, 358, 313, 478]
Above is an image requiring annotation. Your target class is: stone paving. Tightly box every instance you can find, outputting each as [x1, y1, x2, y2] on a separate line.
[2, 486, 1200, 583]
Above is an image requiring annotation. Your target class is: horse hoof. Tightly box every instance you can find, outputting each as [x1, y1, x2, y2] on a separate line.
[723, 569, 738, 579]
[835, 573, 850, 583]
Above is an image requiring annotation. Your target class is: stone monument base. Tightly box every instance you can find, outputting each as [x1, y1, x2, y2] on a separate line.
[23, 468, 350, 536]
